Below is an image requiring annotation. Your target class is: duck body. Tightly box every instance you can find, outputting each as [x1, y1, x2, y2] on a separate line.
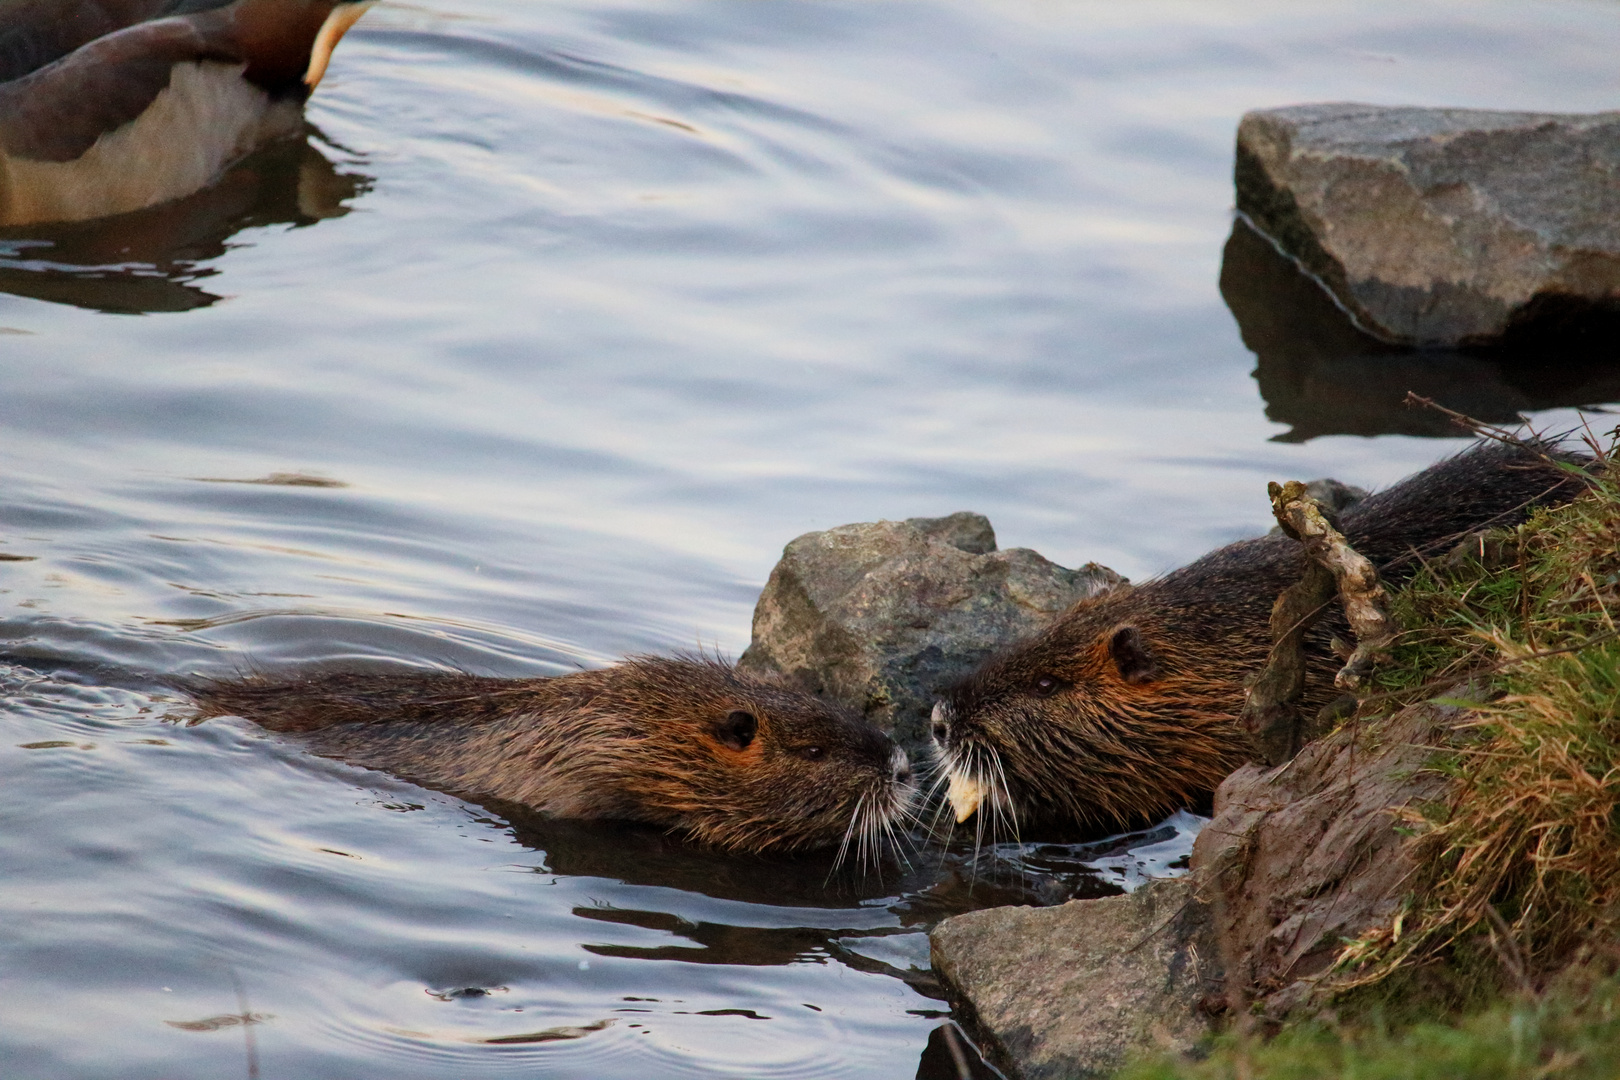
[0, 0, 370, 225]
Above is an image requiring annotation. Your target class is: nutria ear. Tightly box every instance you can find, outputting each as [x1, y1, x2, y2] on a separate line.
[713, 709, 758, 751]
[1109, 626, 1158, 684]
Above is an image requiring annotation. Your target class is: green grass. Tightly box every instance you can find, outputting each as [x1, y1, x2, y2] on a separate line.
[1122, 965, 1620, 1080]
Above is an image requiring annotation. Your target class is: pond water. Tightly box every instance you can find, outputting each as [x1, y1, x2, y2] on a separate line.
[4, 0, 1620, 1076]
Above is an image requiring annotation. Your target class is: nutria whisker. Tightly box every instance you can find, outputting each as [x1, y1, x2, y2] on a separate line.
[883, 818, 915, 874]
[985, 744, 1020, 848]
[968, 745, 1000, 873]
[862, 795, 884, 874]
[831, 788, 872, 878]
[865, 780, 900, 874]
[923, 782, 960, 863]
[881, 782, 922, 872]
[851, 790, 873, 873]
[920, 758, 954, 826]
[922, 743, 964, 846]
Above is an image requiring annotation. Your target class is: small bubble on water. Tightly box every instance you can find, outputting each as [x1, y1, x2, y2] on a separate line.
[578, 960, 590, 971]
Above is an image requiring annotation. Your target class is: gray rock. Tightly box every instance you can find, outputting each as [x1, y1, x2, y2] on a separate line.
[1192, 696, 1462, 1022]
[1299, 477, 1369, 517]
[929, 876, 1220, 1080]
[1265, 478, 1368, 537]
[1237, 103, 1620, 345]
[737, 512, 1122, 751]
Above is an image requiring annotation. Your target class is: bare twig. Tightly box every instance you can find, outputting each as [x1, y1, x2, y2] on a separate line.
[1266, 481, 1398, 691]
[1242, 481, 1398, 765]
[1403, 391, 1525, 443]
[1483, 904, 1535, 996]
[1405, 392, 1599, 491]
[1242, 555, 1334, 766]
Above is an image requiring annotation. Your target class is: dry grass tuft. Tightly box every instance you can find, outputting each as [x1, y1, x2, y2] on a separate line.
[1338, 432, 1620, 986]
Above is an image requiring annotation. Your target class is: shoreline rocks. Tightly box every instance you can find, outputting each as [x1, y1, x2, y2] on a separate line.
[738, 512, 1121, 751]
[929, 875, 1221, 1079]
[926, 698, 1461, 1076]
[1192, 696, 1460, 1023]
[1237, 103, 1620, 348]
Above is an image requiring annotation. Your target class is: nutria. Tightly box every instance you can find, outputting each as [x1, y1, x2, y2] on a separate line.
[186, 656, 917, 856]
[931, 443, 1587, 835]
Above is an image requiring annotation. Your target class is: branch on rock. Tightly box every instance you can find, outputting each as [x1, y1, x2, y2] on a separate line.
[1242, 546, 1334, 766]
[1241, 481, 1398, 765]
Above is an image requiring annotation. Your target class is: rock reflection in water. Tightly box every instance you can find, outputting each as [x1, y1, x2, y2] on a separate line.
[914, 1022, 1009, 1080]
[0, 130, 369, 315]
[1221, 217, 1620, 442]
[499, 800, 1152, 919]
[493, 798, 1190, 998]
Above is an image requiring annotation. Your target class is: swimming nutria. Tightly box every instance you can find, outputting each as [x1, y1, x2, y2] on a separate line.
[186, 656, 918, 856]
[931, 443, 1587, 835]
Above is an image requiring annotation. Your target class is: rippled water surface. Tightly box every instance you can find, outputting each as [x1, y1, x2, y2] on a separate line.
[5, 0, 1620, 1076]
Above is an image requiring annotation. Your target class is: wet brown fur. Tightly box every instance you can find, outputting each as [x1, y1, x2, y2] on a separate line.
[185, 655, 916, 855]
[934, 443, 1589, 835]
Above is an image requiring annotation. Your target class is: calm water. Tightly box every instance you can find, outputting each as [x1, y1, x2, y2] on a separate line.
[5, 0, 1620, 1076]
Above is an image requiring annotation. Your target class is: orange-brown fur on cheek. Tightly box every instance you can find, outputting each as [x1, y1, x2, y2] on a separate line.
[183, 656, 913, 855]
[952, 605, 1273, 831]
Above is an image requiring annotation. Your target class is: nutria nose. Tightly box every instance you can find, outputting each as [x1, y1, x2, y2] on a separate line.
[929, 700, 951, 746]
[891, 748, 913, 784]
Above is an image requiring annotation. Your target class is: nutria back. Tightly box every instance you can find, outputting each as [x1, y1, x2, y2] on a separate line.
[187, 656, 917, 856]
[932, 442, 1587, 835]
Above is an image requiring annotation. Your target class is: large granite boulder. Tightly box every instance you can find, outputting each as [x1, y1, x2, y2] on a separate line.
[1237, 103, 1620, 347]
[737, 512, 1122, 751]
[929, 876, 1219, 1079]
[1192, 697, 1461, 1022]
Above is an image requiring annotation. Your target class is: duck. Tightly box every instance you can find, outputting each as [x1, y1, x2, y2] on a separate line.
[0, 0, 373, 226]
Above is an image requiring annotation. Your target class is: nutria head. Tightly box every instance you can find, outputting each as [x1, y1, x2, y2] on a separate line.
[928, 581, 1259, 836]
[186, 656, 919, 858]
[574, 657, 919, 857]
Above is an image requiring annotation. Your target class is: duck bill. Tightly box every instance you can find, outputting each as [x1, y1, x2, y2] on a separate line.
[946, 773, 985, 824]
[305, 1, 376, 88]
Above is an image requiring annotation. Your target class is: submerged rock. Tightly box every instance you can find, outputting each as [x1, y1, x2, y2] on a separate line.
[737, 512, 1122, 751]
[1237, 103, 1620, 347]
[1192, 697, 1461, 1021]
[929, 875, 1220, 1079]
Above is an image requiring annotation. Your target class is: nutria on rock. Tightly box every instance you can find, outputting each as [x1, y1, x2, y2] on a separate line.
[931, 442, 1587, 835]
[187, 656, 918, 856]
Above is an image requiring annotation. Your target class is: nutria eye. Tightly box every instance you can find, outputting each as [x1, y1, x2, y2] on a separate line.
[1032, 675, 1067, 698]
[796, 746, 825, 761]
